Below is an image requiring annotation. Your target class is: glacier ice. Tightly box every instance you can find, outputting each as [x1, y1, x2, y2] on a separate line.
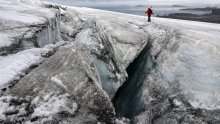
[0, 0, 220, 123]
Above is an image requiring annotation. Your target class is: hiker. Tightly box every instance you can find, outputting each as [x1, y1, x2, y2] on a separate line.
[145, 7, 154, 22]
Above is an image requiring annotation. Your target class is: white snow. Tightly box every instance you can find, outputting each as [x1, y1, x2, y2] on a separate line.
[0, 96, 12, 120]
[32, 93, 77, 117]
[0, 49, 43, 86]
[153, 18, 220, 110]
[0, 33, 12, 47]
[0, 0, 56, 24]
[0, 10, 46, 24]
[0, 0, 61, 49]
[51, 75, 68, 90]
[115, 117, 130, 124]
[0, 41, 67, 89]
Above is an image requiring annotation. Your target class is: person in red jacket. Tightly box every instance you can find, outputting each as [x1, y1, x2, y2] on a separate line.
[145, 7, 154, 22]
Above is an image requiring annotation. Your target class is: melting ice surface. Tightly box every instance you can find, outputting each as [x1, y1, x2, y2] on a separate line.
[72, 6, 220, 112]
[155, 19, 220, 109]
[113, 17, 220, 120]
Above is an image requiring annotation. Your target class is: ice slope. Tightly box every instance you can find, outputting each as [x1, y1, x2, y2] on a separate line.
[68, 6, 220, 110]
[8, 43, 115, 123]
[0, 41, 68, 89]
[101, 12, 220, 123]
[153, 18, 220, 109]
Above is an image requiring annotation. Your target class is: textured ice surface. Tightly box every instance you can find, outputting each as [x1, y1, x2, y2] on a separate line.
[56, 6, 220, 123]
[31, 93, 78, 119]
[0, 0, 61, 51]
[0, 41, 67, 89]
[70, 6, 220, 111]
[60, 6, 150, 99]
[0, 33, 12, 47]
[112, 18, 220, 123]
[0, 0, 220, 123]
[0, 93, 78, 123]
[154, 18, 220, 110]
[8, 43, 115, 123]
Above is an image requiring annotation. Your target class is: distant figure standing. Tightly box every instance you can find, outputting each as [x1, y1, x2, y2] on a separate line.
[145, 7, 154, 22]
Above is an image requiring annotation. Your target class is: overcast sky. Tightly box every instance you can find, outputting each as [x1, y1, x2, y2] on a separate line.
[148, 0, 219, 4]
[66, 0, 220, 3]
[49, 0, 220, 7]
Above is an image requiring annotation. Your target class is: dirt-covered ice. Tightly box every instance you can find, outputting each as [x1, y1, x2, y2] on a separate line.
[0, 0, 220, 123]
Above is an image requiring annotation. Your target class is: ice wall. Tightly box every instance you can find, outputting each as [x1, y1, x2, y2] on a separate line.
[36, 13, 62, 47]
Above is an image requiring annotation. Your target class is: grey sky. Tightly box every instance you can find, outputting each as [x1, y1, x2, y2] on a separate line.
[48, 0, 220, 7]
[148, 0, 219, 4]
[69, 0, 219, 4]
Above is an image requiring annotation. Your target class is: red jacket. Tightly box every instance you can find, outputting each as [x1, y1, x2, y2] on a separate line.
[146, 8, 153, 16]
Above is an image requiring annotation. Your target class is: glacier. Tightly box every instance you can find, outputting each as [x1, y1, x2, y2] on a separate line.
[0, 0, 220, 123]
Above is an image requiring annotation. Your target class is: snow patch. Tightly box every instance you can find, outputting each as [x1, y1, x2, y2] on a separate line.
[51, 75, 67, 90]
[32, 93, 77, 118]
[0, 96, 12, 120]
[0, 41, 67, 89]
[115, 117, 130, 124]
[0, 10, 46, 24]
[0, 33, 12, 47]
[173, 99, 182, 107]
[0, 49, 43, 87]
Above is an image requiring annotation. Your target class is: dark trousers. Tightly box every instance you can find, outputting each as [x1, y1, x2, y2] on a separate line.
[148, 16, 151, 22]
